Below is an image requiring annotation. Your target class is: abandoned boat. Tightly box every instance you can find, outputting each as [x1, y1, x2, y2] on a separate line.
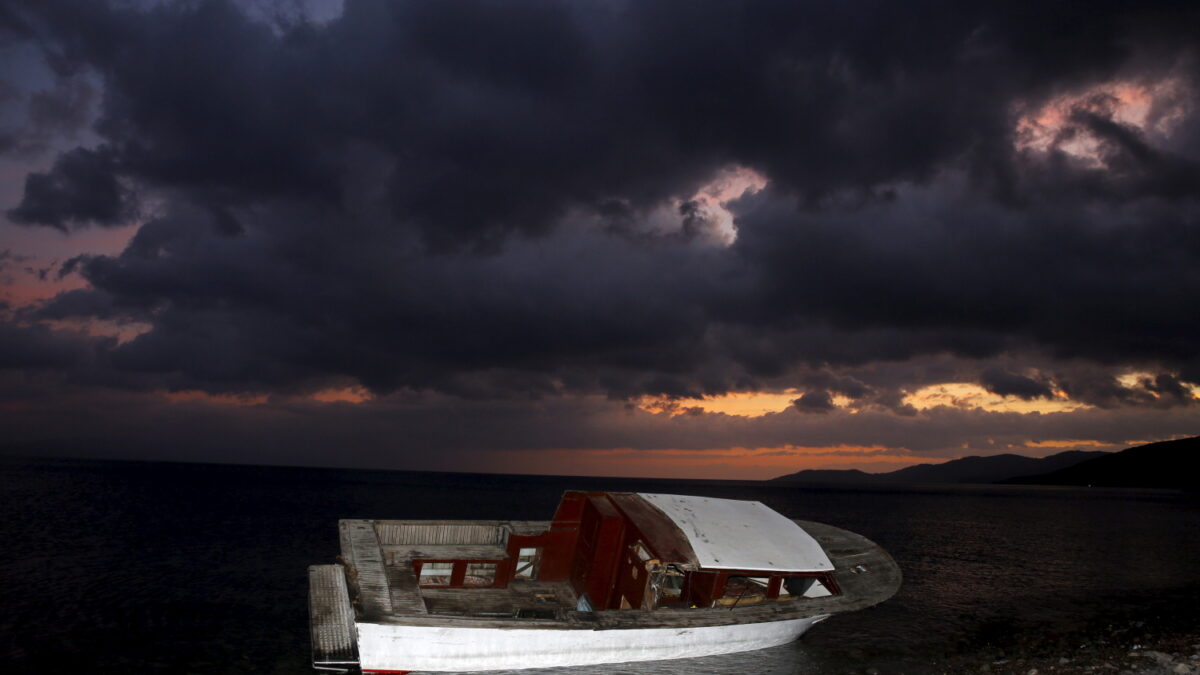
[308, 491, 900, 673]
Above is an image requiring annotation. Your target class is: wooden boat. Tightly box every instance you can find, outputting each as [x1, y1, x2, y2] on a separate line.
[308, 491, 900, 673]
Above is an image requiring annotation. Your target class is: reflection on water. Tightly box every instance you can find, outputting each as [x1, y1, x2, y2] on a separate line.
[1, 458, 1198, 674]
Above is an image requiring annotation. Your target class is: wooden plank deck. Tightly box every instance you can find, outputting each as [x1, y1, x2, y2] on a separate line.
[339, 520, 394, 618]
[384, 561, 428, 615]
[308, 565, 358, 668]
[419, 581, 577, 618]
[382, 543, 509, 562]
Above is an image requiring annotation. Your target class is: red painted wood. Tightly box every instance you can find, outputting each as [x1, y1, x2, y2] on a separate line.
[822, 571, 841, 595]
[551, 491, 588, 523]
[568, 497, 602, 594]
[686, 570, 725, 607]
[612, 542, 649, 609]
[606, 493, 698, 567]
[509, 491, 588, 584]
[562, 494, 629, 609]
[767, 575, 783, 599]
[507, 529, 576, 582]
[586, 502, 626, 609]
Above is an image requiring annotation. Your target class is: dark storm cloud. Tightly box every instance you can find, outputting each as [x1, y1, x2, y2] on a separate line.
[1, 0, 1199, 409]
[33, 287, 121, 321]
[28, 76, 94, 137]
[727, 181, 1200, 376]
[793, 390, 835, 414]
[45, 201, 725, 396]
[0, 320, 90, 369]
[979, 367, 1054, 400]
[10, 0, 1193, 238]
[7, 145, 131, 229]
[796, 371, 873, 401]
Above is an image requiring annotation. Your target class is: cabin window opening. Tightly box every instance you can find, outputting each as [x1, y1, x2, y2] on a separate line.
[651, 568, 685, 602]
[782, 576, 813, 597]
[514, 547, 541, 579]
[418, 561, 453, 587]
[464, 562, 497, 587]
[804, 577, 833, 598]
[716, 576, 769, 607]
[576, 594, 594, 612]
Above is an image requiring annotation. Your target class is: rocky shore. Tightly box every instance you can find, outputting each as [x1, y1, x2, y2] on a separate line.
[968, 631, 1200, 675]
[833, 607, 1200, 675]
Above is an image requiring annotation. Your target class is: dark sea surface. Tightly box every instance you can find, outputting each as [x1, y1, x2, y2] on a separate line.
[2, 457, 1199, 674]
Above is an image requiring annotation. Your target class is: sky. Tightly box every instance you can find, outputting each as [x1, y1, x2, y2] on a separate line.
[1, 0, 1199, 480]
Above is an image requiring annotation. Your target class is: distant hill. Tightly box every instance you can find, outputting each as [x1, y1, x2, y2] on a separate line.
[1007, 436, 1199, 489]
[885, 450, 1108, 484]
[768, 468, 884, 484]
[770, 449, 1108, 485]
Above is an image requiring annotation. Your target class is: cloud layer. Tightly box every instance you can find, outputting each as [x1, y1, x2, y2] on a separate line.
[1, 0, 1198, 474]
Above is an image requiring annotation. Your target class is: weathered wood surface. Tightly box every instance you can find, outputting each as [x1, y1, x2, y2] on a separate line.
[339, 519, 394, 618]
[607, 493, 698, 568]
[375, 521, 509, 547]
[384, 561, 428, 615]
[308, 565, 358, 666]
[421, 581, 577, 617]
[383, 543, 509, 561]
[794, 519, 903, 613]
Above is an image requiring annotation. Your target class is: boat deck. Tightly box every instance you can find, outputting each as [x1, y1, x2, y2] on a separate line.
[338, 519, 579, 621]
[329, 517, 900, 630]
[422, 581, 578, 618]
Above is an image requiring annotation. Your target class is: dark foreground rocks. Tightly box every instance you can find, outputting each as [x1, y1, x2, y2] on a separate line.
[970, 636, 1200, 675]
[832, 610, 1200, 675]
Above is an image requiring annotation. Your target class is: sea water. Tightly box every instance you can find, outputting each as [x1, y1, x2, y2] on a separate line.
[2, 457, 1198, 674]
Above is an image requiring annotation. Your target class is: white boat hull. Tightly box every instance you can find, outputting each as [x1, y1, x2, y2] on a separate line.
[356, 614, 830, 673]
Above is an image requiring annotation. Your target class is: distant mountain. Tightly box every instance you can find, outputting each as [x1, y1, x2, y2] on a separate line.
[770, 449, 1108, 485]
[1007, 436, 1199, 489]
[768, 468, 884, 484]
[885, 450, 1108, 484]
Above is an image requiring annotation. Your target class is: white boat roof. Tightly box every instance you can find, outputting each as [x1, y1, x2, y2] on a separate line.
[638, 493, 834, 573]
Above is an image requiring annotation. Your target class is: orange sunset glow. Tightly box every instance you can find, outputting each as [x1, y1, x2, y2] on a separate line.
[310, 386, 373, 404]
[636, 390, 802, 417]
[902, 383, 1088, 414]
[483, 445, 948, 481]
